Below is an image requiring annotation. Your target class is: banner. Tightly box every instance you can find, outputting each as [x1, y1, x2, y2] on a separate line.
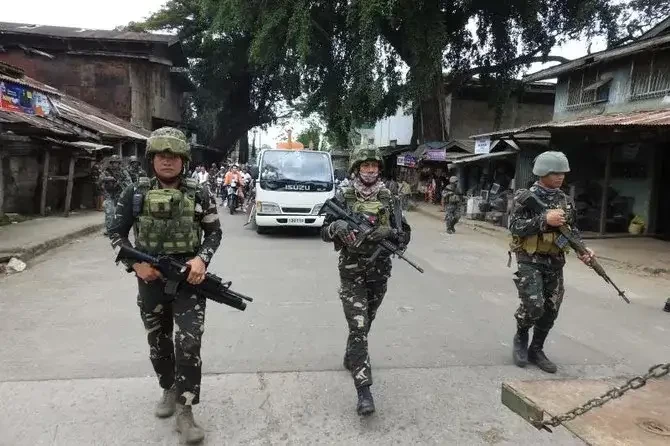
[396, 154, 417, 167]
[0, 81, 52, 116]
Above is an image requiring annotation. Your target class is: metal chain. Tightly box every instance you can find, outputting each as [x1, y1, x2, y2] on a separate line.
[539, 363, 670, 430]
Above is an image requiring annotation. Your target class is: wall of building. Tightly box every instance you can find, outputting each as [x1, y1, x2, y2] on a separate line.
[373, 106, 414, 147]
[129, 63, 183, 130]
[449, 98, 553, 140]
[0, 51, 132, 121]
[553, 50, 670, 121]
[0, 51, 185, 130]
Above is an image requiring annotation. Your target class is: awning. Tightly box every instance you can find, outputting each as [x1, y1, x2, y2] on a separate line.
[450, 149, 518, 165]
[470, 109, 670, 140]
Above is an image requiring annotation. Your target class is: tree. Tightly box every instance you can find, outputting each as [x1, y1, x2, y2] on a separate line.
[130, 0, 301, 160]
[296, 121, 323, 149]
[212, 0, 669, 147]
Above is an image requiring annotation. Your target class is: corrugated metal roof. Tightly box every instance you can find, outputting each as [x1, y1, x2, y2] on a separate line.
[53, 96, 149, 141]
[524, 33, 670, 82]
[471, 109, 670, 139]
[0, 22, 177, 45]
[42, 137, 114, 152]
[0, 109, 78, 136]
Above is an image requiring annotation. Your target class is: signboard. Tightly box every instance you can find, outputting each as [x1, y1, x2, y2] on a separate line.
[0, 81, 52, 116]
[423, 149, 446, 162]
[396, 154, 417, 167]
[475, 137, 491, 154]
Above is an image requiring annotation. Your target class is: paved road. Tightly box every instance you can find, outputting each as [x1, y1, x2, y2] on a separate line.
[1, 207, 669, 445]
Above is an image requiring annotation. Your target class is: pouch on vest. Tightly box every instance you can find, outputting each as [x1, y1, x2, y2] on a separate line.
[147, 189, 184, 219]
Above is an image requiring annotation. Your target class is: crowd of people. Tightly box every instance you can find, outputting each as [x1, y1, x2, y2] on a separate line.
[189, 163, 254, 211]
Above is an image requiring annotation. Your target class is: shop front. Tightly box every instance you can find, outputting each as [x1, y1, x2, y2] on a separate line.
[471, 110, 670, 237]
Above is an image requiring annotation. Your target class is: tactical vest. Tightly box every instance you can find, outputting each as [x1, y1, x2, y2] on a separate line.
[134, 177, 202, 255]
[341, 185, 391, 255]
[510, 192, 571, 256]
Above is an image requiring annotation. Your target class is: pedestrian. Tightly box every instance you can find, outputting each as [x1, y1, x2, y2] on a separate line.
[443, 176, 463, 234]
[321, 145, 411, 416]
[509, 151, 594, 374]
[107, 127, 222, 444]
[98, 154, 132, 235]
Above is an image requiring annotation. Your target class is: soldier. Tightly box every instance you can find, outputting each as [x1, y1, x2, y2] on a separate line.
[443, 176, 463, 234]
[509, 151, 594, 374]
[108, 128, 222, 444]
[99, 154, 132, 235]
[321, 146, 411, 416]
[127, 155, 146, 183]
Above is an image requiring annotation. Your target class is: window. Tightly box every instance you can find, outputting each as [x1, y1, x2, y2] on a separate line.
[566, 68, 611, 108]
[630, 50, 670, 100]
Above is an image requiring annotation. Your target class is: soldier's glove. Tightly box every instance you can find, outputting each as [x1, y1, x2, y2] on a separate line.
[329, 220, 356, 245]
[367, 226, 393, 242]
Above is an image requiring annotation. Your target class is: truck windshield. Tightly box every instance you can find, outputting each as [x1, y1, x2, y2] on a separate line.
[259, 151, 333, 192]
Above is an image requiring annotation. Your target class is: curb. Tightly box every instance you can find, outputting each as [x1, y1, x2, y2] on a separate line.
[1, 223, 105, 264]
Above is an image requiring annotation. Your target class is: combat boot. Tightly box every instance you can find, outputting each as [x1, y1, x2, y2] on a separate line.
[512, 328, 529, 368]
[664, 298, 670, 312]
[528, 329, 557, 374]
[356, 385, 375, 416]
[154, 385, 177, 418]
[175, 404, 205, 444]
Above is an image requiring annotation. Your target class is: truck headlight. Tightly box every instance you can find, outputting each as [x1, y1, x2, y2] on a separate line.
[257, 201, 281, 214]
[311, 203, 324, 215]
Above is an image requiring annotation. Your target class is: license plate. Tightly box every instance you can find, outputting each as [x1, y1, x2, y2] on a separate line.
[287, 218, 305, 224]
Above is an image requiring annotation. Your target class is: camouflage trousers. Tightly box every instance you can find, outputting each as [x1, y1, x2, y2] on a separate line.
[103, 197, 117, 233]
[445, 205, 461, 230]
[513, 262, 564, 332]
[339, 255, 391, 389]
[137, 279, 207, 405]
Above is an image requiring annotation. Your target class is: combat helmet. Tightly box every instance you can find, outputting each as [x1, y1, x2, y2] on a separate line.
[349, 145, 384, 173]
[146, 127, 191, 161]
[533, 151, 570, 177]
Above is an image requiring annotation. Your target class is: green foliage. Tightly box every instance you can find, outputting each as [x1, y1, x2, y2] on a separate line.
[135, 0, 669, 151]
[296, 121, 322, 149]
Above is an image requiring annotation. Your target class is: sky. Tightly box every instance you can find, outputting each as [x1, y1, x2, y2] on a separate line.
[3, 0, 607, 148]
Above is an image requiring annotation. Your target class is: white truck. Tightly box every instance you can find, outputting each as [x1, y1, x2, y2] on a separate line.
[252, 148, 335, 234]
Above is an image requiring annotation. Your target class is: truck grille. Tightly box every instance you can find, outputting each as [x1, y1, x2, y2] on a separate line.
[281, 207, 311, 214]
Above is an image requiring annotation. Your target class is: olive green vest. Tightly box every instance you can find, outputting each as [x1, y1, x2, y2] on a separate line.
[134, 177, 202, 255]
[341, 185, 391, 255]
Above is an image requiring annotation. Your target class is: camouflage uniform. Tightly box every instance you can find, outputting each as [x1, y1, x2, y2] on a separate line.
[443, 178, 463, 233]
[99, 155, 132, 233]
[127, 156, 147, 183]
[509, 151, 578, 374]
[108, 128, 222, 413]
[509, 182, 579, 331]
[321, 148, 411, 395]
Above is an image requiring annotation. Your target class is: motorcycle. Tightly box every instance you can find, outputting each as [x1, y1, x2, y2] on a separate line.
[227, 180, 239, 215]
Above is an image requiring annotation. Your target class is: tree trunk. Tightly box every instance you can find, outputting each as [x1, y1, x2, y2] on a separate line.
[419, 82, 449, 143]
[237, 133, 249, 164]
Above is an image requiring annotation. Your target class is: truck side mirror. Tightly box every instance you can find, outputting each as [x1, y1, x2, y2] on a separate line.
[250, 166, 259, 180]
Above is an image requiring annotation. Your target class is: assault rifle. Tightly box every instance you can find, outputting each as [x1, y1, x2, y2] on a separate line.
[320, 197, 424, 273]
[115, 245, 254, 311]
[516, 190, 630, 304]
